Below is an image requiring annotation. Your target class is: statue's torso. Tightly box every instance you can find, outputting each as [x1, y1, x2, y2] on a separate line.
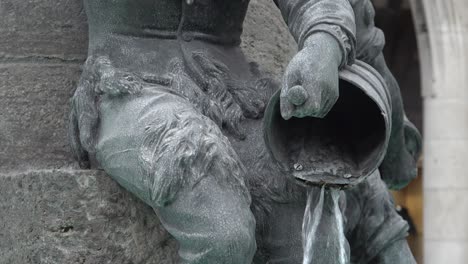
[85, 0, 250, 46]
[84, 0, 256, 86]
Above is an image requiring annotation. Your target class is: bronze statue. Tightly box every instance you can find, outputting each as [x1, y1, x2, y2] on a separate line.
[69, 0, 422, 263]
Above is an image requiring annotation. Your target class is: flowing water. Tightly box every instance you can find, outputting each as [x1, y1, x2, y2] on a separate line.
[302, 186, 349, 264]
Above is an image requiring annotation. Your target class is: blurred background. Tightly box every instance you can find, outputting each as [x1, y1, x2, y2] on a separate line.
[372, 1, 468, 263]
[372, 0, 423, 262]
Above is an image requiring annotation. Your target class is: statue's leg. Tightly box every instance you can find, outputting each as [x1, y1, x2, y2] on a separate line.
[368, 54, 421, 189]
[254, 187, 353, 264]
[95, 88, 256, 264]
[256, 177, 412, 264]
[254, 201, 306, 263]
[345, 171, 416, 263]
[156, 174, 256, 264]
[369, 240, 415, 264]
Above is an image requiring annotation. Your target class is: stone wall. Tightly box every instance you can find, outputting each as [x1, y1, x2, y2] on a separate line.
[0, 0, 296, 263]
[0, 0, 87, 171]
[0, 170, 178, 264]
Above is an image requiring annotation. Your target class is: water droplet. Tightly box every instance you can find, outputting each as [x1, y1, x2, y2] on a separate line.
[294, 163, 304, 171]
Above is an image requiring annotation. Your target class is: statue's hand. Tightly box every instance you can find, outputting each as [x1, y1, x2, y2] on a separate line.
[69, 56, 145, 168]
[280, 33, 342, 120]
[68, 56, 102, 169]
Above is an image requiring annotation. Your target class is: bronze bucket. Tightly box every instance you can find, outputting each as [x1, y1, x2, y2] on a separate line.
[263, 60, 392, 188]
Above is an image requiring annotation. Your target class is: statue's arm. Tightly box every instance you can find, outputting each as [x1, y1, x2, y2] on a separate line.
[272, 0, 357, 119]
[273, 0, 356, 68]
[370, 240, 417, 264]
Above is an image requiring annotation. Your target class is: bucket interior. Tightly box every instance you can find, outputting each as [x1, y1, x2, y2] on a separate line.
[266, 79, 387, 185]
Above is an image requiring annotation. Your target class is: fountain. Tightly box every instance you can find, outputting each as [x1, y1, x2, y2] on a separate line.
[264, 60, 393, 263]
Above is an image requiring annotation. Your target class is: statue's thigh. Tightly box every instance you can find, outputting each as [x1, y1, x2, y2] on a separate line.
[96, 87, 250, 208]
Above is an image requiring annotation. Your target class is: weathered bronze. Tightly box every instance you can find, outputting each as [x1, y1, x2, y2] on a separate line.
[264, 60, 393, 188]
[69, 0, 421, 263]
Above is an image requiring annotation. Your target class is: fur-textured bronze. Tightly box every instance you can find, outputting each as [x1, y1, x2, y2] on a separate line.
[69, 0, 421, 263]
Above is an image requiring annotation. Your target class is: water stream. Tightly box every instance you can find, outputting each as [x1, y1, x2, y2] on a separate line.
[302, 186, 349, 264]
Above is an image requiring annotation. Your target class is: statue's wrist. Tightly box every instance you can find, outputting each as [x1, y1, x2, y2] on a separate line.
[303, 32, 344, 69]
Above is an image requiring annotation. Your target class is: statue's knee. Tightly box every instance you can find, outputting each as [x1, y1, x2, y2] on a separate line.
[141, 110, 247, 207]
[209, 224, 256, 261]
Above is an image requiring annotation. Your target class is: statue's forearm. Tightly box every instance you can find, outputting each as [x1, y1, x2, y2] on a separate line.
[302, 32, 343, 69]
[274, 0, 357, 68]
[371, 239, 417, 264]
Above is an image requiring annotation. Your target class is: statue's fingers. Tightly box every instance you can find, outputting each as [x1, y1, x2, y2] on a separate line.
[72, 83, 99, 153]
[291, 100, 318, 118]
[321, 94, 338, 117]
[68, 100, 90, 168]
[78, 111, 98, 153]
[286, 85, 308, 106]
[68, 106, 81, 156]
[280, 99, 294, 120]
[292, 87, 324, 118]
[280, 90, 295, 120]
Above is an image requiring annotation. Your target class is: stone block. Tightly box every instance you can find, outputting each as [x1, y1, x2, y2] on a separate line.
[0, 0, 88, 60]
[0, 169, 178, 264]
[241, 0, 297, 78]
[0, 64, 81, 171]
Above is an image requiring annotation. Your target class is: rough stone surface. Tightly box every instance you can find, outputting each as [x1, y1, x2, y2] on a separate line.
[0, 64, 81, 171]
[0, 170, 178, 264]
[0, 0, 88, 61]
[241, 0, 297, 78]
